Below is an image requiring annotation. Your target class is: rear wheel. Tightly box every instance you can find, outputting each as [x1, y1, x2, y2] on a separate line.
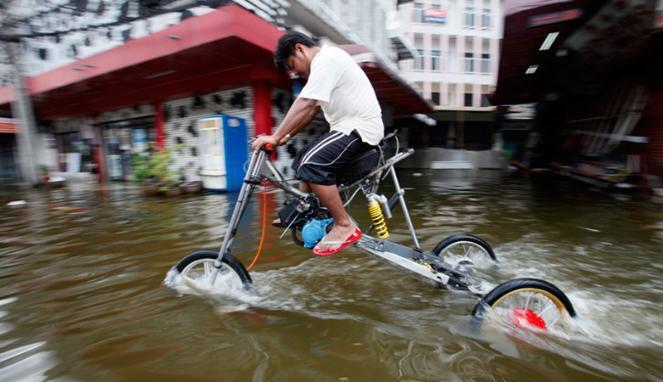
[472, 278, 576, 331]
[432, 234, 497, 271]
[170, 249, 252, 290]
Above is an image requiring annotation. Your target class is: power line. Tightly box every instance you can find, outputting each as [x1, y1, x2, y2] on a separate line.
[0, 0, 228, 42]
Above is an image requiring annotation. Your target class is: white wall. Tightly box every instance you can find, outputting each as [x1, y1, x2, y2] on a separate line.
[397, 0, 503, 109]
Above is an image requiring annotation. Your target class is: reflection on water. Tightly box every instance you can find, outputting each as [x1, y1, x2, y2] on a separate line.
[0, 171, 661, 381]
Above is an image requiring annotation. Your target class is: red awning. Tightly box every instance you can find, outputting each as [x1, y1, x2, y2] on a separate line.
[0, 118, 18, 134]
[495, 0, 595, 104]
[0, 6, 431, 119]
[339, 44, 432, 116]
[0, 5, 288, 119]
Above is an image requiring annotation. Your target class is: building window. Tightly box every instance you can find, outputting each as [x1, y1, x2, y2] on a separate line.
[414, 49, 424, 71]
[481, 8, 491, 29]
[464, 7, 475, 28]
[431, 49, 441, 71]
[414, 2, 424, 23]
[464, 93, 473, 107]
[464, 52, 474, 72]
[481, 53, 490, 73]
[432, 92, 440, 105]
[481, 94, 491, 107]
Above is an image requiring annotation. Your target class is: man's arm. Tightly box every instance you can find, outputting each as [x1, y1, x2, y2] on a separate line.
[274, 97, 320, 143]
[251, 97, 320, 150]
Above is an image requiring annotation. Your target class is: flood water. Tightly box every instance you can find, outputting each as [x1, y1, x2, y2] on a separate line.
[0, 170, 661, 381]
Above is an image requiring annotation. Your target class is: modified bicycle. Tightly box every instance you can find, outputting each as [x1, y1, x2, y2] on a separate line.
[166, 132, 577, 331]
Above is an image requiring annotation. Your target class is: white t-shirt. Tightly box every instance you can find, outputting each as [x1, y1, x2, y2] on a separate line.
[298, 45, 384, 146]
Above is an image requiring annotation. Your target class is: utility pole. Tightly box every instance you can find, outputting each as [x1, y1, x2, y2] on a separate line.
[1, 0, 39, 185]
[0, 0, 215, 185]
[5, 41, 39, 185]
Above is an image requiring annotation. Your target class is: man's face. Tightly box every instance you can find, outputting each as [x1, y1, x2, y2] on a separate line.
[285, 44, 310, 79]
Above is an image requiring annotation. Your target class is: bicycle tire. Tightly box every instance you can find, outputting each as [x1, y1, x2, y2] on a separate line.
[472, 278, 577, 321]
[432, 233, 497, 261]
[174, 249, 252, 287]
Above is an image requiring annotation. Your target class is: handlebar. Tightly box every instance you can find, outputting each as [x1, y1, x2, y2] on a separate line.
[261, 144, 274, 153]
[249, 137, 275, 154]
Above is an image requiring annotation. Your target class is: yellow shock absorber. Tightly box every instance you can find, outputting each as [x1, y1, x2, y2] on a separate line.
[368, 198, 389, 239]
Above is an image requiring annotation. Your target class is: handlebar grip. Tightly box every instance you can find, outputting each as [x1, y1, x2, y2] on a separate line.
[262, 144, 274, 153]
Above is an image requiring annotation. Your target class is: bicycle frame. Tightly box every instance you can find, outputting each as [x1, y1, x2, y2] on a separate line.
[171, 143, 578, 329]
[211, 146, 483, 294]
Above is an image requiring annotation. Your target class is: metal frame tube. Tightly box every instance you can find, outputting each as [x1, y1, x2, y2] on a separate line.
[390, 166, 420, 250]
[264, 160, 308, 198]
[215, 150, 265, 266]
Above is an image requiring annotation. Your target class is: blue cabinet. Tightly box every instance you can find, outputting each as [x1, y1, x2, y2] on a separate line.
[198, 115, 247, 192]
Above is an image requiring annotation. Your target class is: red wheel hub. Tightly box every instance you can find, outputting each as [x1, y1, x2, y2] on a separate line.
[512, 307, 547, 330]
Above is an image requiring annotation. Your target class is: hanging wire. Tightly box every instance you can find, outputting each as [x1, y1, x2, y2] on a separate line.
[0, 0, 224, 41]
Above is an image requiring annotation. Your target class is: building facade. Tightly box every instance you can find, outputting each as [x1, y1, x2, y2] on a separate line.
[394, 0, 503, 154]
[494, 0, 663, 191]
[0, 1, 430, 184]
[399, 0, 502, 109]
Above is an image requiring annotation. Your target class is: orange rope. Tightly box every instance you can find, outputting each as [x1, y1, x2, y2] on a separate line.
[247, 190, 267, 271]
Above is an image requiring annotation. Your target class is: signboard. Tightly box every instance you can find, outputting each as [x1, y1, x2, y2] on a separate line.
[528, 8, 582, 28]
[424, 8, 447, 24]
[0, 118, 17, 134]
[131, 128, 148, 154]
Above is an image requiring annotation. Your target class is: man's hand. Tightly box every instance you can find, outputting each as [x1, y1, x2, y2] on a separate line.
[251, 134, 280, 151]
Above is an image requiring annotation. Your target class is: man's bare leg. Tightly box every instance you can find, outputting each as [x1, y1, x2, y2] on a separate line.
[310, 183, 357, 251]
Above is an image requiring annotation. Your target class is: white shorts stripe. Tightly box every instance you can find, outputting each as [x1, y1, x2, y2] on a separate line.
[299, 131, 343, 166]
[299, 132, 346, 169]
[305, 138, 359, 167]
[296, 133, 348, 176]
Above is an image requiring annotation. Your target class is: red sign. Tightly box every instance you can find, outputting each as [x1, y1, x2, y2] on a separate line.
[424, 8, 447, 24]
[528, 8, 583, 28]
[0, 118, 18, 134]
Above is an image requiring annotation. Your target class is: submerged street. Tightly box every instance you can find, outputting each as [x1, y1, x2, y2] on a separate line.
[0, 170, 661, 381]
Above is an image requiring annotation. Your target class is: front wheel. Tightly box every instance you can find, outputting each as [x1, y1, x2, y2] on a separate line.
[472, 278, 576, 331]
[167, 249, 252, 290]
[432, 234, 497, 271]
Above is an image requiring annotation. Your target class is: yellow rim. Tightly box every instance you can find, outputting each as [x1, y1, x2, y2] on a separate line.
[491, 287, 568, 315]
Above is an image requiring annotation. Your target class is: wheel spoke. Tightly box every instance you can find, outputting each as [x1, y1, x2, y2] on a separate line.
[549, 314, 562, 327]
[536, 302, 555, 320]
[524, 293, 532, 311]
[439, 241, 492, 270]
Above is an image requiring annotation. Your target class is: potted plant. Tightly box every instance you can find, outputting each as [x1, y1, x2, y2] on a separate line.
[131, 146, 184, 196]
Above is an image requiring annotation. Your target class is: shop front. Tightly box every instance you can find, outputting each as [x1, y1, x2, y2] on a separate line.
[101, 116, 155, 181]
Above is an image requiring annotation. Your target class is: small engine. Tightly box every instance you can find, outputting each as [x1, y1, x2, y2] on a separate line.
[301, 218, 334, 248]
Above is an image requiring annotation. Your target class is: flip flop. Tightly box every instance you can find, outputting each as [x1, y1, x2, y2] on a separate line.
[312, 228, 362, 257]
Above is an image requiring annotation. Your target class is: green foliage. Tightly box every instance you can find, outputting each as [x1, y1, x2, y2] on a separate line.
[37, 164, 49, 175]
[131, 145, 184, 189]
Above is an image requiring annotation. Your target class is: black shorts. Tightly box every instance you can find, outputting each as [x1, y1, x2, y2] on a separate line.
[292, 130, 373, 185]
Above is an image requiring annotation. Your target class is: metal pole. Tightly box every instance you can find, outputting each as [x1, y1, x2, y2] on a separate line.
[6, 41, 39, 185]
[389, 166, 420, 250]
[210, 150, 265, 286]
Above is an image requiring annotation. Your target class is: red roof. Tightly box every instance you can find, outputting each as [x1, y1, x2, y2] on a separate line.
[0, 5, 430, 119]
[495, 0, 597, 104]
[0, 5, 289, 118]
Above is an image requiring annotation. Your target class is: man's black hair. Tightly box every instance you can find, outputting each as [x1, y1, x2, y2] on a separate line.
[274, 31, 318, 71]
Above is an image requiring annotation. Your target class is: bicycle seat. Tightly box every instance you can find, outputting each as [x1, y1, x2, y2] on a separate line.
[337, 148, 380, 186]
